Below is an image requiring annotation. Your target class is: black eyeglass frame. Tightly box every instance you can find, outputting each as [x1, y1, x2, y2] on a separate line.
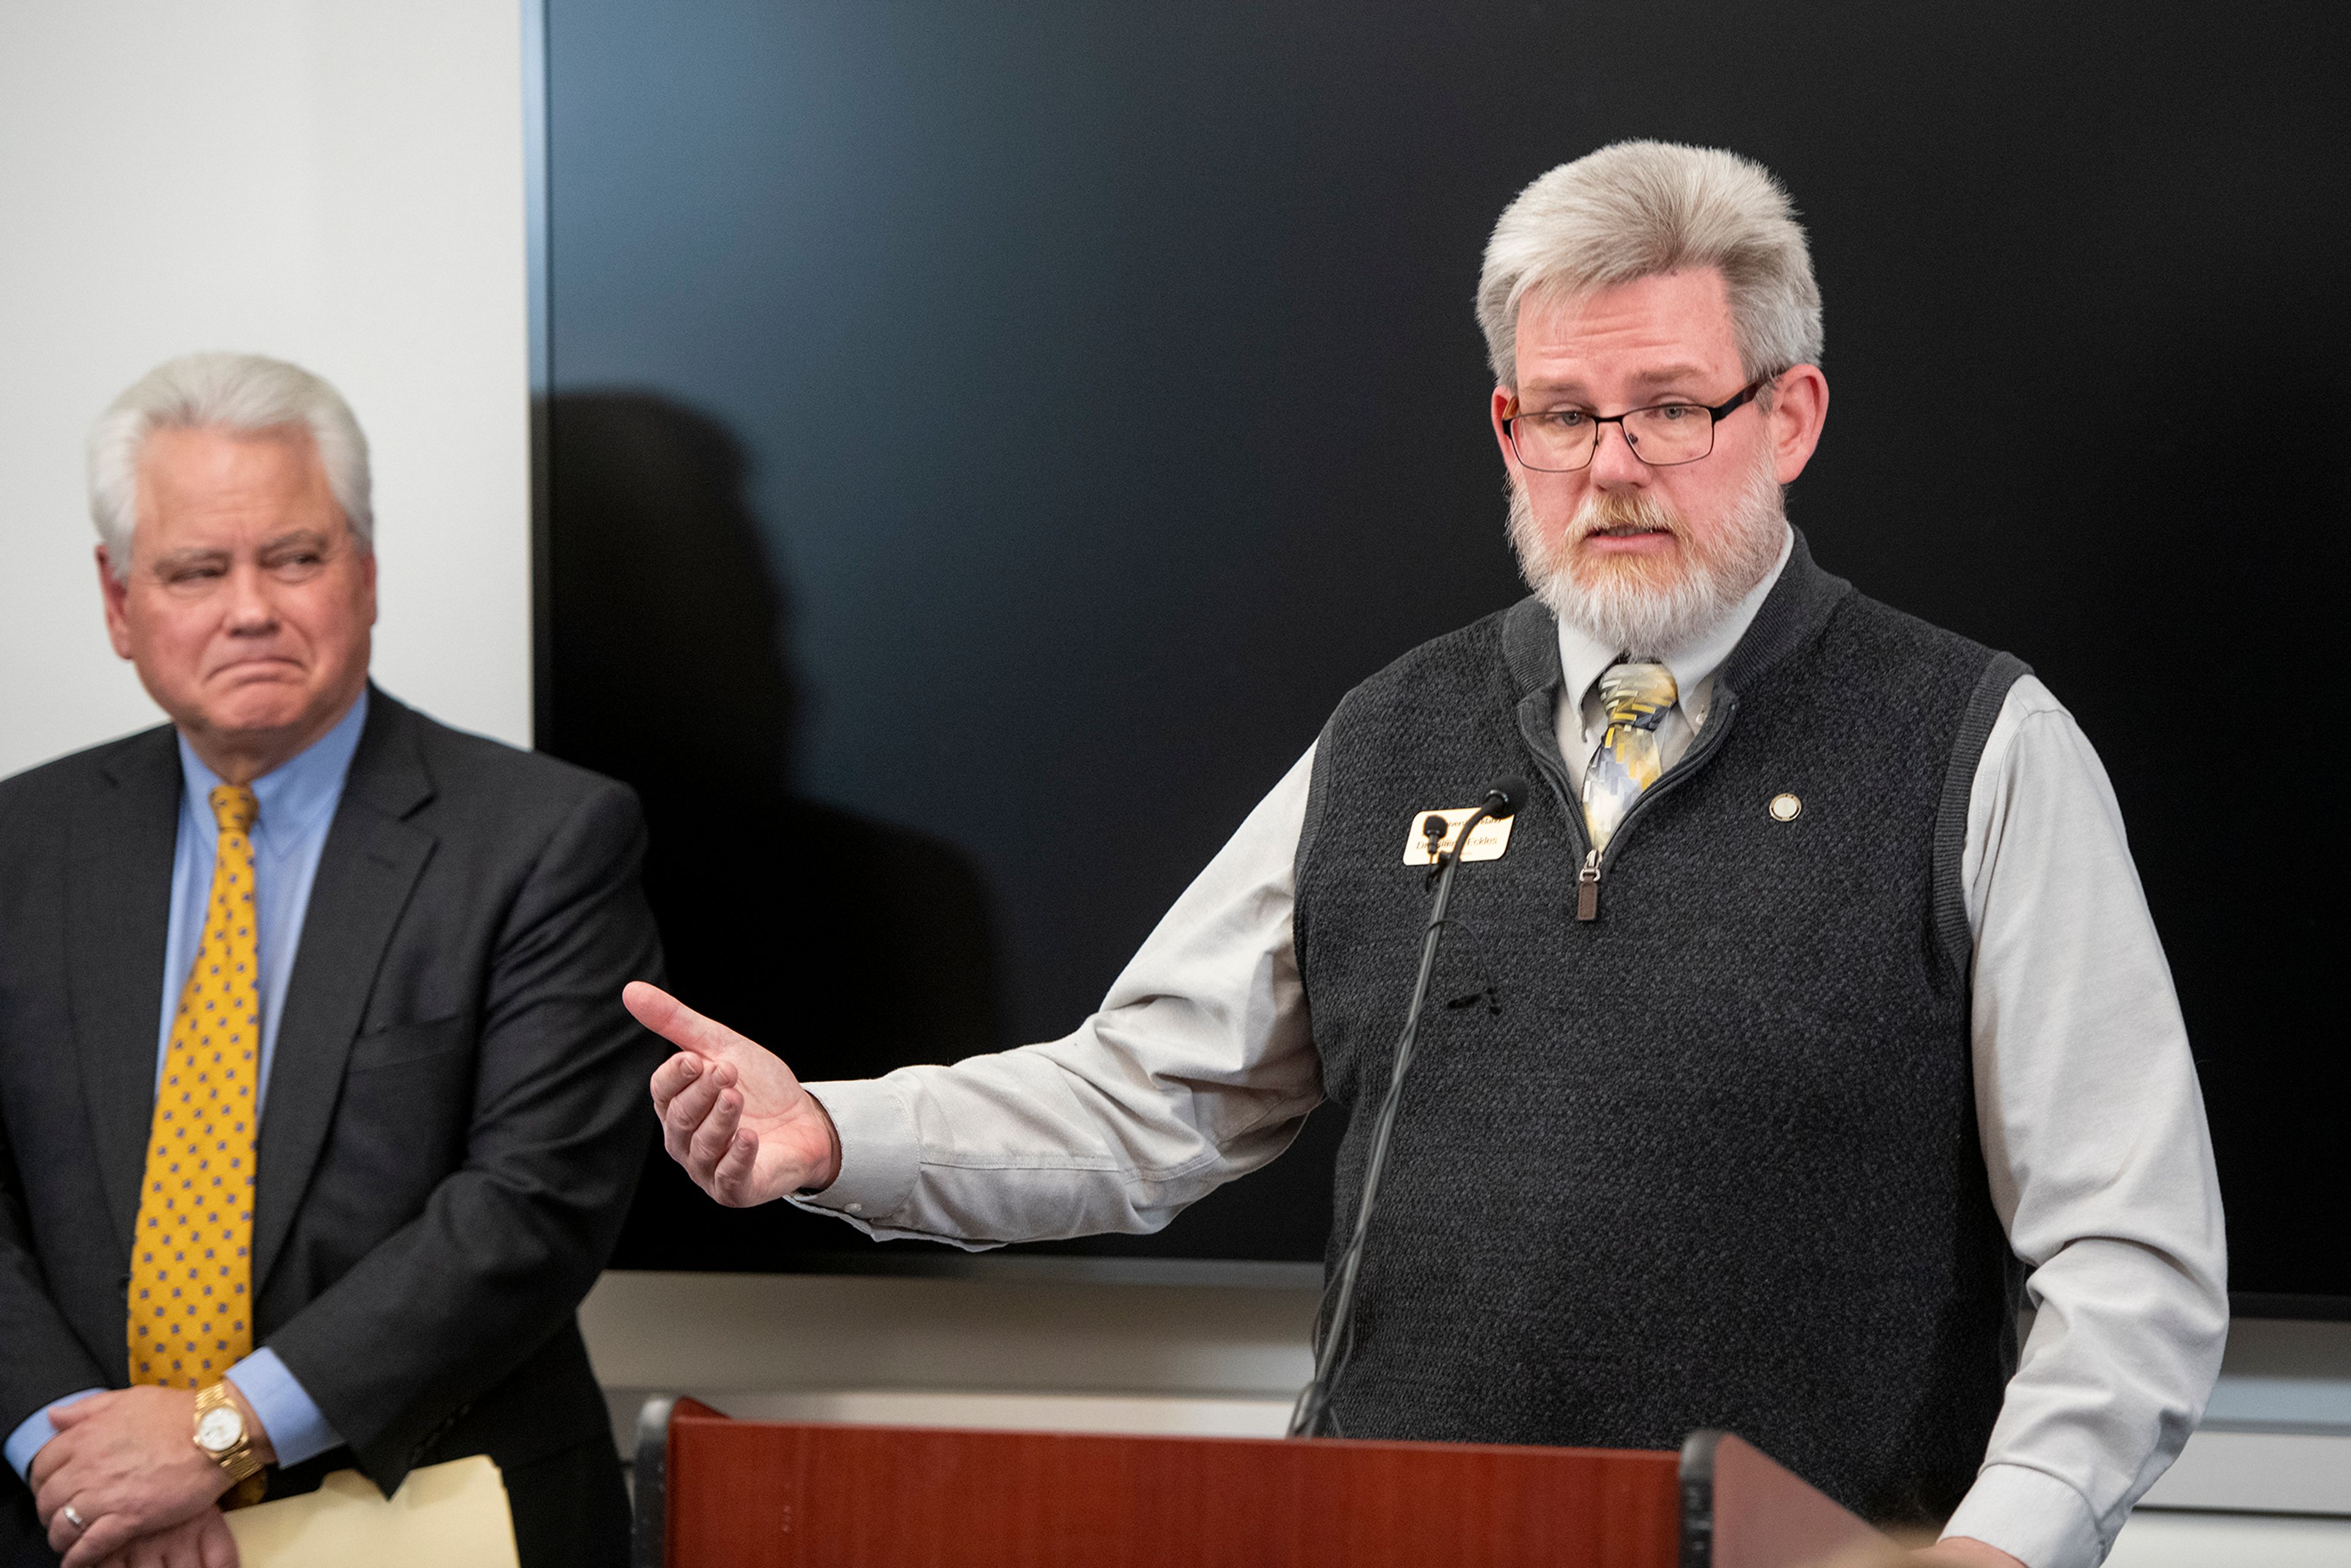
[1502, 373, 1779, 472]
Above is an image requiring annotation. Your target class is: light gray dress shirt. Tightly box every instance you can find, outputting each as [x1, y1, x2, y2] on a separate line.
[795, 530, 2227, 1568]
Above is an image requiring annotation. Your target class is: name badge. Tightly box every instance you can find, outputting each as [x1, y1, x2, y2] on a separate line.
[1400, 806, 1514, 866]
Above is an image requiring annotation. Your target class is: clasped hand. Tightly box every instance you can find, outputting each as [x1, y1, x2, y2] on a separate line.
[630, 981, 841, 1205]
[31, 1387, 239, 1567]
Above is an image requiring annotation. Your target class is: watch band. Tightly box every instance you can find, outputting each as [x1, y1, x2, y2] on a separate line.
[192, 1381, 267, 1488]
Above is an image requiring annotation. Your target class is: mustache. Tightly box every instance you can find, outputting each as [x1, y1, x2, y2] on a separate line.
[1567, 488, 1690, 546]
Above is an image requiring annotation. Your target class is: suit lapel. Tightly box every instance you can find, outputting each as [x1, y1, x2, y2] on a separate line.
[65, 727, 184, 1258]
[252, 691, 438, 1291]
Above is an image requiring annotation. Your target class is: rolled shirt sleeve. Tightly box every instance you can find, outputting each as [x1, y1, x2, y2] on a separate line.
[795, 744, 1324, 1246]
[1940, 677, 2229, 1566]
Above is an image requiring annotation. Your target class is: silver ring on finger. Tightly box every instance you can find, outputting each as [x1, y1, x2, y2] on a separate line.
[61, 1502, 86, 1533]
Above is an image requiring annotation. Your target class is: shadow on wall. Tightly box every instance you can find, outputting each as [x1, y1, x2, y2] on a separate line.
[542, 390, 1005, 1269]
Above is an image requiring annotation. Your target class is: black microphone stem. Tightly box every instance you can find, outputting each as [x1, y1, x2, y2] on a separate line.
[1289, 794, 1506, 1439]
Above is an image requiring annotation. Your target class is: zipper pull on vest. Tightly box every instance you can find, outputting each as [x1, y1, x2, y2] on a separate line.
[1577, 848, 1601, 921]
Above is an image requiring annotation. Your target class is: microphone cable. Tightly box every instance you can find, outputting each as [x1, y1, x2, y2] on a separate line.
[1288, 776, 1526, 1439]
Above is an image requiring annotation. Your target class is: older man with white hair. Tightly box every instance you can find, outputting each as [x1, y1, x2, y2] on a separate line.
[636, 143, 2227, 1567]
[0, 353, 662, 1567]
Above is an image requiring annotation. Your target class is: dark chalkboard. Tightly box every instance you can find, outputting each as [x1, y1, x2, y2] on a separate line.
[538, 0, 2350, 1310]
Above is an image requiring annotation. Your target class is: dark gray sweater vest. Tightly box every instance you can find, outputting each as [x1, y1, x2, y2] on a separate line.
[1292, 533, 2028, 1526]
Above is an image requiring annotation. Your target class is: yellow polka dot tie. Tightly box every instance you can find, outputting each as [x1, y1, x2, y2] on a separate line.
[129, 785, 261, 1391]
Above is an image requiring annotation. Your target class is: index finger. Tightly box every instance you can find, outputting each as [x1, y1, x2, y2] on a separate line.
[28, 1436, 62, 1493]
[47, 1390, 114, 1428]
[649, 1051, 707, 1116]
[28, 1414, 90, 1492]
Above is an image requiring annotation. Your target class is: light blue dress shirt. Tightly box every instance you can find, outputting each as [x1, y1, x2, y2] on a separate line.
[6, 692, 369, 1480]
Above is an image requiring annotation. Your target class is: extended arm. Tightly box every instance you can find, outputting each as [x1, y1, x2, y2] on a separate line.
[1938, 679, 2229, 1568]
[643, 745, 1325, 1245]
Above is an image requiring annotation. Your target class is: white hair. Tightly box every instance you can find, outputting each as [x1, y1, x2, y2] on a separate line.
[88, 351, 372, 579]
[1477, 141, 1823, 390]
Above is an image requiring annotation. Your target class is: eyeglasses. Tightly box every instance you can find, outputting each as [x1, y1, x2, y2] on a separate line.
[1503, 374, 1776, 472]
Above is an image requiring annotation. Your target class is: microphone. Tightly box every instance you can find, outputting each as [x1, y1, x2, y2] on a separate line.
[1289, 777, 1524, 1439]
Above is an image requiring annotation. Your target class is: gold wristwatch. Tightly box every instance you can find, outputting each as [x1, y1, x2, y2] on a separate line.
[192, 1382, 266, 1493]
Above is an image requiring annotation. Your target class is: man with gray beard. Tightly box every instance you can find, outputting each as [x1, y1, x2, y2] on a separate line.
[1505, 432, 1788, 658]
[632, 143, 2224, 1568]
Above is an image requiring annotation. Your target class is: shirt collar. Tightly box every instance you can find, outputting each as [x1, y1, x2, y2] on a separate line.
[176, 687, 371, 858]
[1555, 525, 1795, 724]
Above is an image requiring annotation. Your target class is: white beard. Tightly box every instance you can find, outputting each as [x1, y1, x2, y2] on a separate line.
[1506, 451, 1788, 659]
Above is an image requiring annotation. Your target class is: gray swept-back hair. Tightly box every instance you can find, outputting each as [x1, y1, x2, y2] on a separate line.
[89, 351, 372, 579]
[1477, 141, 1823, 390]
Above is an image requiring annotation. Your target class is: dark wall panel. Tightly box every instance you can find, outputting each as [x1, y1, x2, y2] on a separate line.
[544, 1, 2350, 1298]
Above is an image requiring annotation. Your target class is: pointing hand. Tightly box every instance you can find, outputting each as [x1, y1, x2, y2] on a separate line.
[629, 981, 842, 1206]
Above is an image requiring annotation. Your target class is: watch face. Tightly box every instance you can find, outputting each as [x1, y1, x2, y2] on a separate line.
[195, 1406, 242, 1454]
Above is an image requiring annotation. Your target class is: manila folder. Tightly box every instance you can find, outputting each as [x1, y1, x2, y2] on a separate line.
[223, 1455, 520, 1567]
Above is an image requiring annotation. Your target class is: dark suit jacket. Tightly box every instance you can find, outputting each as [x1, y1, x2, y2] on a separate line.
[0, 687, 664, 1561]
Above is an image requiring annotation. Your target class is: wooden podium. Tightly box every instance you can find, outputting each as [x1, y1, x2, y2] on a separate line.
[632, 1397, 1894, 1568]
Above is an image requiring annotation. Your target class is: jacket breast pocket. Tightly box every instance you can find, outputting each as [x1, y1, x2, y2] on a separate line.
[293, 1015, 478, 1277]
[347, 1013, 474, 1073]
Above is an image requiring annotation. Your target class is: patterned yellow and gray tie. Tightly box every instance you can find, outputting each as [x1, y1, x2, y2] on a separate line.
[129, 785, 261, 1392]
[1581, 662, 1679, 853]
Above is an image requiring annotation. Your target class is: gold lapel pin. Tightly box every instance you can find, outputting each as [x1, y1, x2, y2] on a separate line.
[1768, 792, 1802, 822]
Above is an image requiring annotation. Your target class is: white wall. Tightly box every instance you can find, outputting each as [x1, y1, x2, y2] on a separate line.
[0, 1, 532, 776]
[581, 1267, 1321, 1416]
